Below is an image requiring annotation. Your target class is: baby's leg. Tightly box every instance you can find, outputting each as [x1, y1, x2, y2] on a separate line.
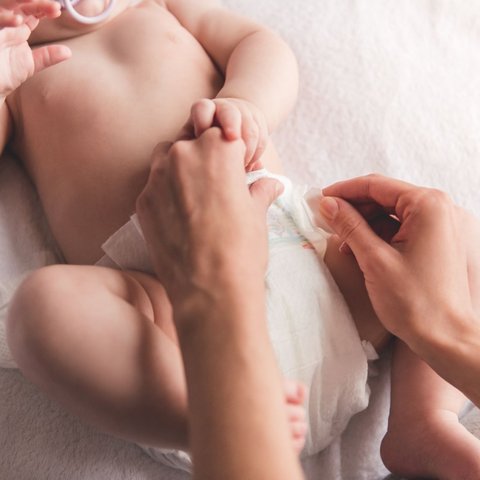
[6, 264, 189, 449]
[324, 235, 391, 352]
[381, 340, 480, 479]
[6, 264, 308, 453]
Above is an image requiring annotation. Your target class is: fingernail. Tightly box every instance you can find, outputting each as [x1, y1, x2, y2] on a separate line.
[318, 197, 339, 220]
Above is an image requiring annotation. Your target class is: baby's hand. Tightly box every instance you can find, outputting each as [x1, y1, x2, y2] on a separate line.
[0, 0, 71, 98]
[189, 98, 268, 171]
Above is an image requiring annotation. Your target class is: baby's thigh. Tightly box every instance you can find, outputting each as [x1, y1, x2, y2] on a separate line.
[7, 265, 187, 446]
[323, 236, 391, 352]
[7, 264, 177, 368]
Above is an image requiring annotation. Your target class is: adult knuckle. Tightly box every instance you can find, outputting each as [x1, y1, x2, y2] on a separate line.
[428, 188, 452, 206]
[338, 214, 362, 242]
[407, 188, 430, 208]
[413, 188, 450, 211]
[362, 244, 388, 271]
[169, 139, 189, 157]
[136, 189, 153, 216]
[364, 173, 384, 195]
[147, 162, 166, 190]
[365, 172, 383, 181]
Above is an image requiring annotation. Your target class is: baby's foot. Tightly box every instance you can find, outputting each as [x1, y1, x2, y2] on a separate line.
[381, 409, 480, 480]
[284, 379, 308, 454]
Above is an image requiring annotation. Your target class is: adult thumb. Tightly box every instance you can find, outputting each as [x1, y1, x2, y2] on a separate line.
[250, 178, 284, 214]
[318, 196, 389, 261]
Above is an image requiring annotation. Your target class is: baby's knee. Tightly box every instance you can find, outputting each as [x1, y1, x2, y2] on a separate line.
[6, 265, 76, 370]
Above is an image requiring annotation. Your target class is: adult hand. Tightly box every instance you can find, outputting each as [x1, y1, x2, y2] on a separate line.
[318, 174, 480, 349]
[136, 127, 283, 318]
[136, 128, 303, 480]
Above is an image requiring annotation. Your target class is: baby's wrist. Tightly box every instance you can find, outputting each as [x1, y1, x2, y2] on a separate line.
[214, 94, 264, 117]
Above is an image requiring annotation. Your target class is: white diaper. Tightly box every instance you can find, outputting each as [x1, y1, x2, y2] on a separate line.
[98, 170, 376, 470]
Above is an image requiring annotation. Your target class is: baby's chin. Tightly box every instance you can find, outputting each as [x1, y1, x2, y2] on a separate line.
[29, 0, 130, 44]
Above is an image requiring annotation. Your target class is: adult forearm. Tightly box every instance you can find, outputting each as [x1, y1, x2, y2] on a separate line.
[216, 29, 299, 132]
[174, 291, 304, 480]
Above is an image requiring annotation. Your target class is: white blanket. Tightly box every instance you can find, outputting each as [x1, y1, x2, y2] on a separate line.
[1, 0, 480, 478]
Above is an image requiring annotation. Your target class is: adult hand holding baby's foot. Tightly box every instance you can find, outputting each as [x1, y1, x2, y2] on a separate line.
[187, 97, 269, 171]
[0, 0, 71, 98]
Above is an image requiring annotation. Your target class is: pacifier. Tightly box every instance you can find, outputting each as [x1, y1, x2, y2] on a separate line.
[56, 0, 116, 24]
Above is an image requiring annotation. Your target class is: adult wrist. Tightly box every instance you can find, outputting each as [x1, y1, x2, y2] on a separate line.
[172, 279, 267, 337]
[408, 311, 480, 405]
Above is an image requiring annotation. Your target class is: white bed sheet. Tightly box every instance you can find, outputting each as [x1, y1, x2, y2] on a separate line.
[1, 0, 480, 478]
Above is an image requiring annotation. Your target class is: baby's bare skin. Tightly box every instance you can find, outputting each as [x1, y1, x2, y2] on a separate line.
[6, 0, 281, 264]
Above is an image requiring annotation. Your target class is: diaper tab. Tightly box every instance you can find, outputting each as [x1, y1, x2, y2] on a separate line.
[303, 188, 334, 233]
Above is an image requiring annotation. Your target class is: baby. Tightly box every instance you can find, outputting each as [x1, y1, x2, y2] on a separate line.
[0, 0, 479, 477]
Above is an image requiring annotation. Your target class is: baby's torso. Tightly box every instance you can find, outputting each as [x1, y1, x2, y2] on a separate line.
[6, 1, 279, 264]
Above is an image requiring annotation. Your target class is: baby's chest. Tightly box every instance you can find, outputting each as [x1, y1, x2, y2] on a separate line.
[11, 5, 221, 157]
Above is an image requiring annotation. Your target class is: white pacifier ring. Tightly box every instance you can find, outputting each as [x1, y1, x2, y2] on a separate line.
[57, 0, 116, 24]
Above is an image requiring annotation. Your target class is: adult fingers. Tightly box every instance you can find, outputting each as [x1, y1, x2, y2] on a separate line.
[136, 158, 181, 289]
[175, 115, 195, 141]
[337, 213, 400, 255]
[32, 44, 71, 73]
[137, 145, 169, 217]
[249, 177, 284, 215]
[323, 174, 416, 212]
[318, 196, 395, 267]
[150, 141, 173, 169]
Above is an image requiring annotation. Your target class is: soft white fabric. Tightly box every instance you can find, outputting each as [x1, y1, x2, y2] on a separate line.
[0, 157, 59, 369]
[1, 0, 480, 478]
[99, 171, 373, 462]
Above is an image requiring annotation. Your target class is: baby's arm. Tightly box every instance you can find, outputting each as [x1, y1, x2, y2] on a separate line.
[164, 0, 298, 165]
[0, 0, 71, 153]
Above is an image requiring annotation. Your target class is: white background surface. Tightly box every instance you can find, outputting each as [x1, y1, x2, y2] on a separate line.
[1, 0, 480, 478]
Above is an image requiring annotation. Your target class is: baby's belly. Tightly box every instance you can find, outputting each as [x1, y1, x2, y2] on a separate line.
[35, 152, 152, 265]
[6, 1, 280, 264]
[26, 140, 281, 265]
[3, 4, 186, 263]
